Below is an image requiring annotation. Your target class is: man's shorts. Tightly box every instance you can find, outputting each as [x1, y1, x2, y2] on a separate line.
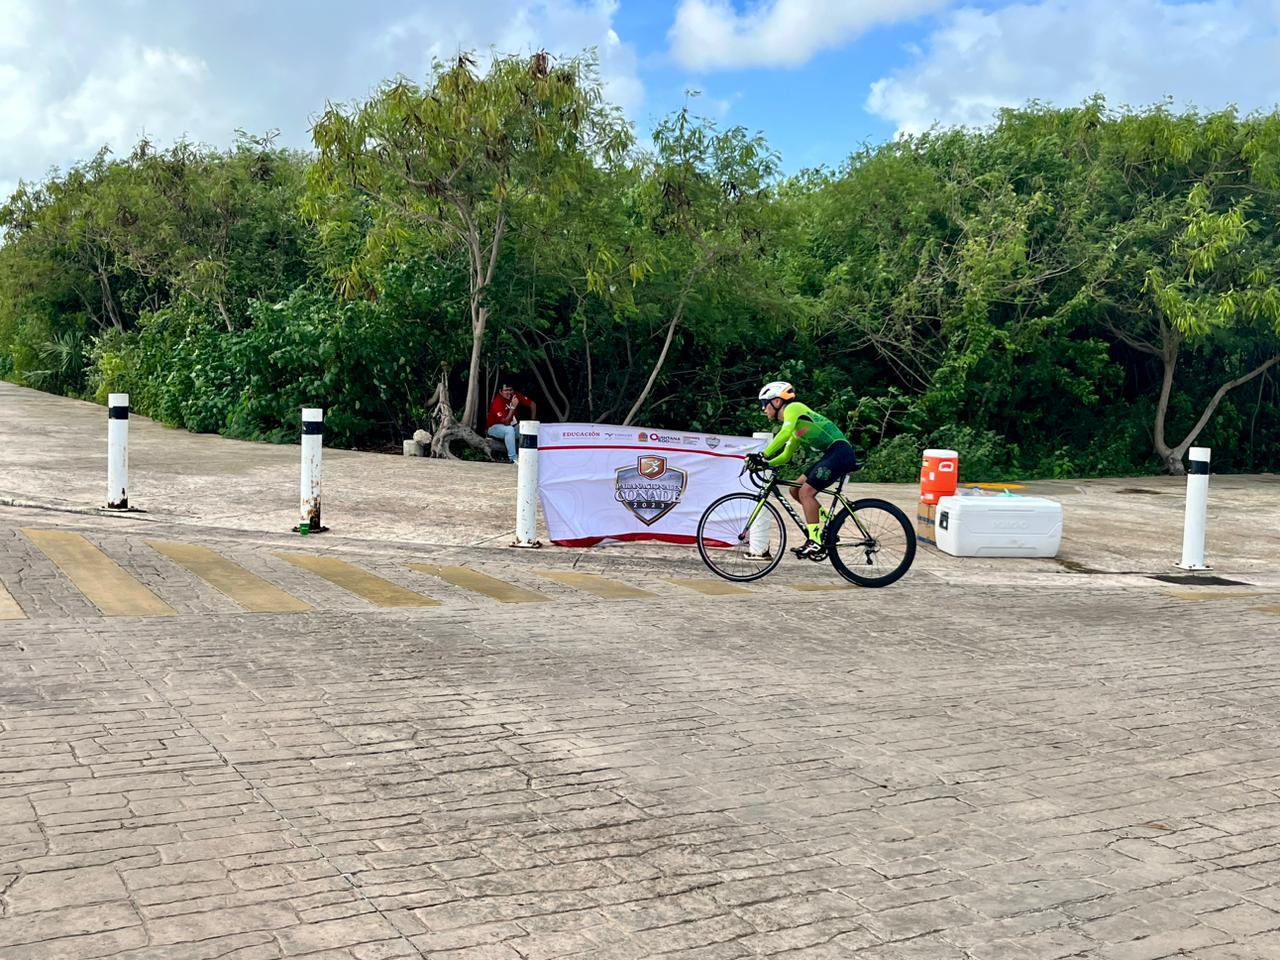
[802, 440, 859, 490]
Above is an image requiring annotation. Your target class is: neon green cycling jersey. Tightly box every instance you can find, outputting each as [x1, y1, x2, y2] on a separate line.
[760, 401, 848, 466]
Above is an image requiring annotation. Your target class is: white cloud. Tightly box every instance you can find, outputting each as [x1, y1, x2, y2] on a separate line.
[362, 0, 644, 113]
[0, 0, 35, 49]
[0, 0, 642, 195]
[669, 0, 950, 70]
[44, 44, 217, 155]
[867, 0, 1280, 134]
[0, 4, 237, 190]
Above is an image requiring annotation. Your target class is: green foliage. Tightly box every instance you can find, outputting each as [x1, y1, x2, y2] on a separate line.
[858, 433, 922, 483]
[1, 138, 310, 343]
[86, 263, 462, 447]
[3, 81, 1279, 476]
[307, 51, 633, 430]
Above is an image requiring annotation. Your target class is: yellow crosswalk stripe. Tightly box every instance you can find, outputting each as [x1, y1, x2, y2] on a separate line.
[22, 529, 176, 617]
[0, 582, 26, 620]
[409, 564, 549, 603]
[276, 553, 438, 607]
[536, 569, 657, 600]
[669, 578, 753, 596]
[149, 541, 310, 613]
[1254, 606, 1280, 616]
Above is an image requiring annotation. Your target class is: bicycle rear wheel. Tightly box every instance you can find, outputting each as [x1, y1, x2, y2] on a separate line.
[826, 498, 916, 587]
[697, 493, 787, 582]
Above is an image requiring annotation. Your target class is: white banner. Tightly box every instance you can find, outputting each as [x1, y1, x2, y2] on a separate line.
[537, 423, 765, 547]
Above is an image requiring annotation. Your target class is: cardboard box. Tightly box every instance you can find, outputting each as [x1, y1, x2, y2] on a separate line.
[915, 502, 938, 547]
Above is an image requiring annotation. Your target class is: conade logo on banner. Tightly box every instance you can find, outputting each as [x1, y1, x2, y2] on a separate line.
[614, 456, 688, 525]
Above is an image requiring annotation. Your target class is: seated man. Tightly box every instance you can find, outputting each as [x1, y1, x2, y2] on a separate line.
[485, 383, 536, 463]
[748, 380, 858, 558]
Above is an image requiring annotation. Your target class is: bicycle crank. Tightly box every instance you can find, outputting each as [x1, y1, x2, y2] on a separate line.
[791, 545, 828, 562]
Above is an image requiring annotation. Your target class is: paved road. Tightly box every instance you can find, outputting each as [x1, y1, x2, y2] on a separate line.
[5, 380, 1279, 581]
[4, 506, 1280, 958]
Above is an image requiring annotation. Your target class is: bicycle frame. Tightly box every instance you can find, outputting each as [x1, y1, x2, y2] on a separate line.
[742, 469, 876, 545]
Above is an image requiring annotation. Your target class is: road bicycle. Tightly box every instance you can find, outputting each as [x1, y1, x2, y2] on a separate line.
[696, 458, 916, 587]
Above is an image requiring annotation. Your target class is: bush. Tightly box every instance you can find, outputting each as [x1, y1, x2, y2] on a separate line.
[925, 425, 1018, 482]
[88, 303, 241, 432]
[859, 432, 922, 482]
[83, 278, 465, 449]
[858, 425, 1020, 483]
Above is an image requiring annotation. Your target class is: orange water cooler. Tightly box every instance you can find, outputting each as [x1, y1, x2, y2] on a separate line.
[920, 448, 959, 504]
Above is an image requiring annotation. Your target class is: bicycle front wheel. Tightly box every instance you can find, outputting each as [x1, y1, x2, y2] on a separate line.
[827, 498, 916, 587]
[697, 493, 787, 582]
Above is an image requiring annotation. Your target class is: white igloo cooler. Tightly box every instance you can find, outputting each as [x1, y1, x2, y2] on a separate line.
[934, 495, 1062, 558]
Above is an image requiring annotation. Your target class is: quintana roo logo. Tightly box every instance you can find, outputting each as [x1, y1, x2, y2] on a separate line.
[614, 455, 688, 525]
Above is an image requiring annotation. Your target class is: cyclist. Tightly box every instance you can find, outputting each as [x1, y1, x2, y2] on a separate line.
[747, 381, 859, 559]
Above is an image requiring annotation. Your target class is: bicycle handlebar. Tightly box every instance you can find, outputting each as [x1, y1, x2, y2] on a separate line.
[740, 458, 776, 490]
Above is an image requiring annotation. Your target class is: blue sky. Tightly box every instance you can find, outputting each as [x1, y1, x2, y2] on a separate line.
[616, 2, 928, 169]
[2, 0, 1279, 197]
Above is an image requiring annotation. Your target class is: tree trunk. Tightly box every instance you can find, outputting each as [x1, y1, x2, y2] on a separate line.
[215, 298, 233, 334]
[526, 357, 567, 421]
[96, 264, 124, 332]
[427, 372, 490, 459]
[430, 418, 490, 459]
[623, 303, 683, 426]
[583, 314, 594, 420]
[622, 254, 715, 427]
[1151, 322, 1183, 474]
[1165, 353, 1280, 474]
[1248, 372, 1266, 468]
[459, 212, 505, 430]
[461, 302, 487, 429]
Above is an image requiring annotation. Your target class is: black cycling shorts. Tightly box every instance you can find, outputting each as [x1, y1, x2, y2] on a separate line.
[802, 440, 858, 491]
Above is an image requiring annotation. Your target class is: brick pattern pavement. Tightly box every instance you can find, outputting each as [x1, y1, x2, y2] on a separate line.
[3, 520, 1280, 958]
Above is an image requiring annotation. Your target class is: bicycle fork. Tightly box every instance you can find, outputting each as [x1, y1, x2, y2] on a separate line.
[739, 495, 774, 558]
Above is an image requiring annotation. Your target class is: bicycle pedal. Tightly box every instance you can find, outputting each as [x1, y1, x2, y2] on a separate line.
[791, 545, 827, 561]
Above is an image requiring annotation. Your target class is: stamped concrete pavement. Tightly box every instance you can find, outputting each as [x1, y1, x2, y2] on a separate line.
[3, 382, 1280, 958]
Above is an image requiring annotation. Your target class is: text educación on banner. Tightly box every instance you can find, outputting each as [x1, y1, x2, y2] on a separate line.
[536, 423, 765, 547]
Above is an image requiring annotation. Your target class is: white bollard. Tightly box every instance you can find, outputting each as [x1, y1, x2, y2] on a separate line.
[512, 420, 542, 548]
[749, 431, 771, 556]
[106, 393, 129, 509]
[1176, 446, 1211, 570]
[298, 408, 327, 534]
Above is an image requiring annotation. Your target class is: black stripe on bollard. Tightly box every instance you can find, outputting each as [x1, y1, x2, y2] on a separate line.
[302, 421, 324, 435]
[108, 405, 129, 419]
[1188, 459, 1210, 475]
[518, 432, 538, 449]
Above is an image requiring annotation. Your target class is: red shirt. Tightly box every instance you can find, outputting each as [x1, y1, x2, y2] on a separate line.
[486, 391, 531, 430]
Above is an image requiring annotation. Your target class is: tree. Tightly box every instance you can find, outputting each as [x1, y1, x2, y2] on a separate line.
[1124, 186, 1280, 472]
[111, 134, 310, 333]
[471, 161, 642, 423]
[308, 51, 632, 454]
[608, 106, 781, 425]
[1, 151, 133, 336]
[1077, 105, 1280, 473]
[0, 135, 309, 397]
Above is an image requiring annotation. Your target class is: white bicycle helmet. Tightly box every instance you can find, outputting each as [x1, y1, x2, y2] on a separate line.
[758, 381, 796, 403]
